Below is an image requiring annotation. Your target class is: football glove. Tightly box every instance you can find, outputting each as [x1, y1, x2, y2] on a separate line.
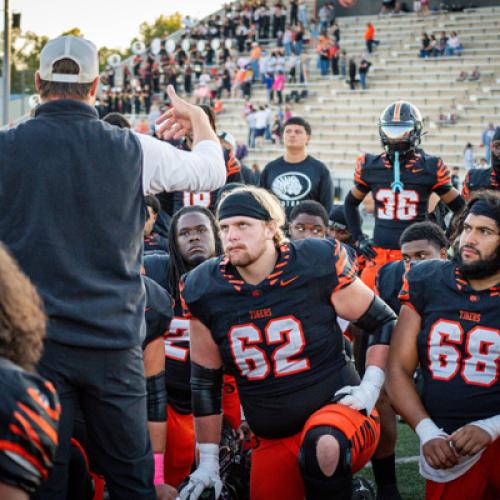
[178, 444, 222, 500]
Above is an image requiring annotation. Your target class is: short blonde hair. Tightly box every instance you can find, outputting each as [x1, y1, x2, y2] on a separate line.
[217, 186, 287, 245]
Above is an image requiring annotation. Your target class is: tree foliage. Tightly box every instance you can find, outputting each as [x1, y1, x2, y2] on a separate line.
[139, 12, 182, 46]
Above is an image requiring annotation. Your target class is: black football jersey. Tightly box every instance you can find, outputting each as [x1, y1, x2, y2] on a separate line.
[376, 260, 406, 315]
[172, 148, 242, 213]
[0, 358, 60, 494]
[353, 151, 453, 249]
[462, 167, 499, 201]
[144, 232, 168, 255]
[181, 239, 361, 439]
[142, 275, 174, 348]
[400, 260, 500, 434]
[143, 253, 192, 413]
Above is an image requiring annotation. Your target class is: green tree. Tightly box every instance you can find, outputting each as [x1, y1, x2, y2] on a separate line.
[139, 12, 182, 46]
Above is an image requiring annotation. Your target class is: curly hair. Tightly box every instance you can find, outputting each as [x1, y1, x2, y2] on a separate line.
[0, 244, 47, 371]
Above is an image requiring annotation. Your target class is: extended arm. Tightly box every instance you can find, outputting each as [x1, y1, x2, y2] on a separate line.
[139, 86, 225, 195]
[386, 305, 458, 469]
[330, 279, 396, 412]
[344, 188, 376, 259]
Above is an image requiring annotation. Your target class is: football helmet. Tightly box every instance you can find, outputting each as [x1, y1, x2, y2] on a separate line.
[379, 101, 423, 156]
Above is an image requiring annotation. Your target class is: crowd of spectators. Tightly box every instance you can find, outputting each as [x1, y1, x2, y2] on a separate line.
[419, 30, 464, 58]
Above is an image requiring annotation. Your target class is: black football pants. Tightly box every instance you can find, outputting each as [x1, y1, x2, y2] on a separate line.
[33, 340, 155, 500]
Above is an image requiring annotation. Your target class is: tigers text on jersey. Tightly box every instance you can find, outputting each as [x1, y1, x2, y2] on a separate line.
[181, 239, 361, 439]
[0, 358, 61, 494]
[354, 152, 453, 249]
[400, 260, 499, 434]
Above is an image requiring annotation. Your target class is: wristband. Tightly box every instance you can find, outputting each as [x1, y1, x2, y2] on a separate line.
[362, 365, 385, 390]
[154, 453, 164, 485]
[198, 443, 220, 471]
[415, 418, 446, 445]
[470, 415, 500, 441]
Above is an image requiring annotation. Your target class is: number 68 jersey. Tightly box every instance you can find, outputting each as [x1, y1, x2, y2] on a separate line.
[400, 260, 500, 434]
[354, 151, 453, 249]
[181, 239, 361, 439]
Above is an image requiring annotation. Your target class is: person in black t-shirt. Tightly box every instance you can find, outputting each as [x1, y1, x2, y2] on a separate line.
[387, 191, 500, 498]
[260, 117, 333, 219]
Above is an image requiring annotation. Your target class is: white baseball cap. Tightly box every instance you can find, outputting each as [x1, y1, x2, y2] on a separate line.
[219, 130, 237, 151]
[39, 36, 99, 83]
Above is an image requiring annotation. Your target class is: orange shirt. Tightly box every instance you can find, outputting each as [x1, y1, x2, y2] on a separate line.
[364, 25, 375, 41]
[251, 46, 261, 60]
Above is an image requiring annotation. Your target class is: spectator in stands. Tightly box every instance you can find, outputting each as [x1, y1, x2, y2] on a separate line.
[463, 142, 475, 171]
[318, 36, 330, 76]
[283, 25, 294, 56]
[272, 70, 286, 104]
[380, 0, 396, 15]
[445, 31, 464, 56]
[298, 0, 308, 28]
[419, 32, 431, 58]
[331, 21, 340, 42]
[437, 31, 448, 55]
[348, 55, 357, 90]
[330, 38, 341, 77]
[428, 34, 439, 57]
[364, 22, 380, 54]
[246, 105, 257, 148]
[358, 56, 372, 90]
[414, 0, 422, 15]
[309, 18, 321, 46]
[481, 122, 496, 163]
[479, 157, 488, 169]
[250, 42, 261, 81]
[340, 49, 348, 80]
[260, 116, 333, 219]
[294, 23, 305, 55]
[319, 4, 329, 33]
[255, 105, 268, 147]
[251, 163, 261, 184]
[290, 0, 299, 25]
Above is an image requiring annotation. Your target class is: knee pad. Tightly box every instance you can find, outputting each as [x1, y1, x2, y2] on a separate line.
[299, 426, 353, 500]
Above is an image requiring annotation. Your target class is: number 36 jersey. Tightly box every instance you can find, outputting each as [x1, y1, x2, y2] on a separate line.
[354, 151, 453, 249]
[181, 239, 361, 439]
[400, 260, 500, 434]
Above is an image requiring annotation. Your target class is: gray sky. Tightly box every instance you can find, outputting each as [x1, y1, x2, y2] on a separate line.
[13, 0, 226, 49]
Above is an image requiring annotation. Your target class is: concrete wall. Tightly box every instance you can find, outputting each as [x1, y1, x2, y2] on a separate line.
[318, 1, 500, 17]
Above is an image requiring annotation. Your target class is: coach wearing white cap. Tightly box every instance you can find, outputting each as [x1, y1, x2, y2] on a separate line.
[0, 35, 224, 499]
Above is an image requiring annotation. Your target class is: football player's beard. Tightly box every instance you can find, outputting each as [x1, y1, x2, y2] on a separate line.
[228, 249, 253, 267]
[456, 246, 500, 280]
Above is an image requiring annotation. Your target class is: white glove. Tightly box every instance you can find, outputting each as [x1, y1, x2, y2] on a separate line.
[334, 365, 384, 415]
[177, 444, 222, 500]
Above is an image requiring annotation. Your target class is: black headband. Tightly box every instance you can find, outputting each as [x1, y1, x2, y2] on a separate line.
[469, 199, 500, 225]
[218, 191, 271, 221]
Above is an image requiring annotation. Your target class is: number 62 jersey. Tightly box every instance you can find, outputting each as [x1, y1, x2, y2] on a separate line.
[354, 151, 453, 249]
[181, 239, 361, 439]
[400, 260, 500, 434]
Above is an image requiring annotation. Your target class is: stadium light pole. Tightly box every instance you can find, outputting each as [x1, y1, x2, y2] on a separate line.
[3, 0, 10, 125]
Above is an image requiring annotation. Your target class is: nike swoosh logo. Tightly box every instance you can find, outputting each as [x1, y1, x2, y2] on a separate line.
[280, 276, 299, 287]
[411, 168, 424, 173]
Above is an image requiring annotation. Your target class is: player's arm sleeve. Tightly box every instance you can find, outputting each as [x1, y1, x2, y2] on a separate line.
[344, 191, 364, 242]
[225, 150, 243, 183]
[398, 264, 426, 315]
[137, 133, 226, 194]
[353, 154, 371, 194]
[0, 380, 60, 494]
[431, 158, 454, 196]
[319, 165, 333, 214]
[179, 274, 211, 328]
[330, 240, 358, 293]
